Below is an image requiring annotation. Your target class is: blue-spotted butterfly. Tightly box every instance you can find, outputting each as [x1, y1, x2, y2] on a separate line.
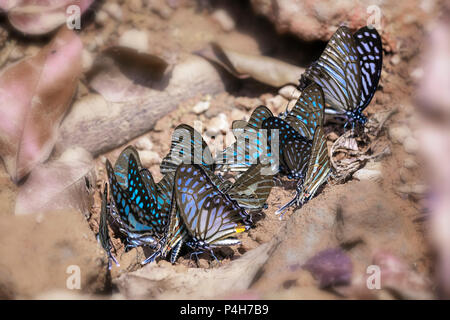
[161, 124, 215, 174]
[173, 164, 251, 261]
[105, 148, 173, 256]
[215, 106, 274, 172]
[98, 183, 120, 270]
[276, 126, 331, 215]
[298, 26, 383, 127]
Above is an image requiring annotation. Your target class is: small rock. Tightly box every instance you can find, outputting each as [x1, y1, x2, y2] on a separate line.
[192, 96, 211, 114]
[81, 49, 93, 72]
[403, 157, 418, 169]
[403, 137, 419, 154]
[235, 97, 261, 110]
[135, 137, 154, 151]
[119, 29, 149, 53]
[230, 109, 247, 122]
[267, 95, 288, 113]
[388, 125, 411, 144]
[399, 167, 413, 183]
[411, 67, 424, 80]
[211, 9, 236, 32]
[139, 150, 161, 167]
[103, 3, 123, 21]
[95, 10, 109, 25]
[149, 1, 173, 19]
[391, 54, 401, 65]
[353, 161, 382, 182]
[278, 85, 301, 100]
[205, 113, 229, 137]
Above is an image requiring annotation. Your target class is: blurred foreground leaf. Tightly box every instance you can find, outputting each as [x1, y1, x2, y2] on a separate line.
[0, 28, 82, 182]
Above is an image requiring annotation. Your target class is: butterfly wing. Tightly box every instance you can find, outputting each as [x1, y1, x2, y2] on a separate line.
[216, 106, 273, 171]
[282, 137, 313, 180]
[106, 155, 164, 248]
[287, 84, 325, 139]
[298, 126, 331, 204]
[98, 183, 119, 269]
[299, 26, 361, 115]
[161, 124, 215, 174]
[227, 163, 274, 211]
[174, 164, 250, 247]
[262, 116, 310, 175]
[113, 145, 142, 188]
[353, 26, 383, 113]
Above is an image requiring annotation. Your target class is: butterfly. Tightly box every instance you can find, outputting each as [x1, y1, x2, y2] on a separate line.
[98, 183, 120, 270]
[162, 124, 273, 213]
[106, 149, 172, 253]
[173, 164, 251, 261]
[215, 106, 274, 172]
[276, 126, 331, 215]
[161, 124, 215, 174]
[298, 26, 383, 127]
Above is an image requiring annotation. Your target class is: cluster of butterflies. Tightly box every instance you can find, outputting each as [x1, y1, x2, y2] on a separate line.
[98, 26, 383, 269]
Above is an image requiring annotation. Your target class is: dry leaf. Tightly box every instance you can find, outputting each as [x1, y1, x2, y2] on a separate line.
[195, 43, 305, 87]
[0, 0, 94, 35]
[0, 28, 82, 182]
[87, 46, 171, 103]
[15, 147, 96, 216]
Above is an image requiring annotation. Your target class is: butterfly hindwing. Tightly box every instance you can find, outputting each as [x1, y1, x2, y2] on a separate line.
[174, 164, 249, 247]
[161, 124, 215, 174]
[299, 126, 331, 204]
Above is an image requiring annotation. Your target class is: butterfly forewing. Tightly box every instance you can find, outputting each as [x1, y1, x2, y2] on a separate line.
[353, 26, 383, 112]
[113, 146, 142, 188]
[227, 163, 274, 211]
[174, 164, 249, 246]
[161, 124, 215, 174]
[216, 106, 273, 171]
[287, 84, 325, 139]
[299, 126, 331, 203]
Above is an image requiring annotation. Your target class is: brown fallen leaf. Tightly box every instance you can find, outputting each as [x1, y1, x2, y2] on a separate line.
[0, 0, 94, 35]
[0, 28, 82, 182]
[15, 147, 96, 216]
[87, 46, 172, 103]
[195, 42, 305, 87]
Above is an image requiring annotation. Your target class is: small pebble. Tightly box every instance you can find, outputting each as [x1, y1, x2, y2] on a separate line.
[266, 95, 288, 113]
[403, 136, 419, 154]
[139, 150, 161, 167]
[119, 29, 149, 53]
[404, 157, 418, 169]
[211, 9, 236, 32]
[278, 85, 301, 100]
[103, 3, 123, 21]
[128, 0, 143, 12]
[192, 96, 211, 114]
[230, 109, 247, 122]
[388, 125, 411, 144]
[205, 113, 229, 137]
[135, 136, 154, 151]
[353, 161, 382, 182]
[95, 10, 109, 25]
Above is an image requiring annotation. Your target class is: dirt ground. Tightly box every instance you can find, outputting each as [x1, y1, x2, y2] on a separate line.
[0, 0, 441, 299]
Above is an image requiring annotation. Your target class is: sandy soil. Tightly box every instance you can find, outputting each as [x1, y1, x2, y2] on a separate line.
[0, 0, 439, 298]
